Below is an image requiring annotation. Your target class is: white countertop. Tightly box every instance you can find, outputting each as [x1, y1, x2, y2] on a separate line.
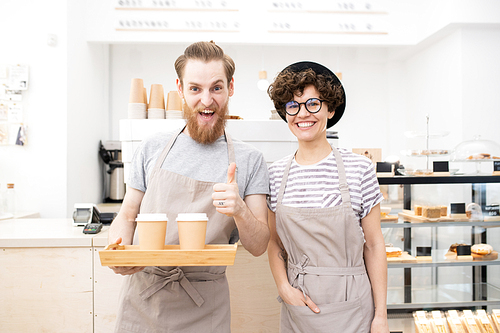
[0, 218, 109, 248]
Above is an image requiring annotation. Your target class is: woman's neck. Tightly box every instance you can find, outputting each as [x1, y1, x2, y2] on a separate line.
[295, 139, 333, 165]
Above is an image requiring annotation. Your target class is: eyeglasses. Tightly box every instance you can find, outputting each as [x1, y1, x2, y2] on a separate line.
[284, 98, 324, 116]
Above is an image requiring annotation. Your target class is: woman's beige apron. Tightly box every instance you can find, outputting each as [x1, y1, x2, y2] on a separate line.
[276, 146, 374, 333]
[115, 128, 236, 333]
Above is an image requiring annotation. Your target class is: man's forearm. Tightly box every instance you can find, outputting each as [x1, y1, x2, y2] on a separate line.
[108, 187, 144, 245]
[234, 205, 269, 256]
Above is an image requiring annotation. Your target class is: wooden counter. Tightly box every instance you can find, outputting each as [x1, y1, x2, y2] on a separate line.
[0, 219, 280, 332]
[0, 218, 97, 332]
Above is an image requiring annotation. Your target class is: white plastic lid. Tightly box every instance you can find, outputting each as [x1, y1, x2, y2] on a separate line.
[176, 213, 208, 222]
[135, 213, 168, 222]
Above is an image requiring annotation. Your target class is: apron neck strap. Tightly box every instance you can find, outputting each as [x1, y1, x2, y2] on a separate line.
[277, 146, 351, 205]
[276, 154, 294, 205]
[331, 146, 351, 204]
[153, 126, 185, 171]
[152, 126, 236, 170]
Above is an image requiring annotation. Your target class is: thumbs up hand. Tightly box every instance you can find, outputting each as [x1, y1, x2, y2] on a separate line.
[226, 162, 237, 184]
[213, 162, 243, 217]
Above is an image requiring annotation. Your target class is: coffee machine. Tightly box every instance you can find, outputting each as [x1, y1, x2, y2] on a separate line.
[99, 140, 125, 202]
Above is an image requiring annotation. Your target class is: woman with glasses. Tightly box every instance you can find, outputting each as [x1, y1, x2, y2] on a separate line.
[266, 61, 389, 333]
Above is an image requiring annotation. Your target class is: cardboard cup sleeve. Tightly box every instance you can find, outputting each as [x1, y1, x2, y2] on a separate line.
[128, 103, 147, 119]
[148, 108, 165, 119]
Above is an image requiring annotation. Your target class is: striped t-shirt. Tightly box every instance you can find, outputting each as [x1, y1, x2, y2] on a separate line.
[267, 148, 384, 221]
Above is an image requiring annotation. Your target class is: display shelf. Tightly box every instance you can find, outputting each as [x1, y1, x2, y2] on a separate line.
[387, 283, 500, 310]
[378, 175, 500, 185]
[387, 250, 500, 268]
[380, 174, 500, 311]
[381, 220, 500, 228]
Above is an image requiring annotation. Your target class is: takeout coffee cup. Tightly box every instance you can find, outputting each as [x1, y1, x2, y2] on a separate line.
[166, 91, 183, 111]
[129, 78, 145, 103]
[136, 213, 168, 250]
[176, 213, 208, 250]
[148, 84, 165, 110]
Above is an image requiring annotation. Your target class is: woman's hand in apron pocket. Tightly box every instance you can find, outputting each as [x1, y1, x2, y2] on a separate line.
[108, 237, 145, 276]
[279, 283, 320, 313]
[213, 163, 244, 217]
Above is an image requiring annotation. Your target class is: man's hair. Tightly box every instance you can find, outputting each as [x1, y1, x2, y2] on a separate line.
[175, 41, 235, 87]
[268, 68, 344, 119]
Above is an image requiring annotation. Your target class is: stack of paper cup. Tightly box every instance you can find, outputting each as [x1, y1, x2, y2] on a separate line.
[147, 84, 165, 119]
[128, 78, 147, 119]
[165, 91, 184, 119]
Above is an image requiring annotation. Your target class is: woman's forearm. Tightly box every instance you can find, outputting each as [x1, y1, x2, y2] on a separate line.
[364, 241, 388, 316]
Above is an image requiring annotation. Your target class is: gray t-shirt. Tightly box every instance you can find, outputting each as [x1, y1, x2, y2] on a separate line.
[128, 129, 269, 199]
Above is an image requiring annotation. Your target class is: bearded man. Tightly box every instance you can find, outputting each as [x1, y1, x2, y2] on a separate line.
[108, 41, 270, 333]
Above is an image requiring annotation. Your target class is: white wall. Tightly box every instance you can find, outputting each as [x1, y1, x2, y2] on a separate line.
[0, 0, 109, 218]
[66, 1, 110, 216]
[0, 0, 68, 217]
[461, 27, 500, 144]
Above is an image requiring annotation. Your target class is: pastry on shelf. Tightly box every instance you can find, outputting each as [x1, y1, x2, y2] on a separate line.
[474, 309, 496, 333]
[422, 206, 441, 218]
[446, 310, 467, 333]
[414, 205, 423, 216]
[440, 205, 448, 216]
[471, 243, 494, 255]
[449, 243, 468, 253]
[450, 135, 500, 161]
[386, 247, 402, 258]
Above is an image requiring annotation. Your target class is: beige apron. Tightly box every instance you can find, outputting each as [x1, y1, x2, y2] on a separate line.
[115, 128, 236, 333]
[276, 146, 374, 333]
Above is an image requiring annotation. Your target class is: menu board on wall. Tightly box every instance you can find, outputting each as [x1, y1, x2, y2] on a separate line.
[85, 0, 392, 44]
[114, 0, 241, 33]
[267, 1, 388, 35]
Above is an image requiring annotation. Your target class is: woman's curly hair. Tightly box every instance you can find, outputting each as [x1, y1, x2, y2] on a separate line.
[267, 68, 344, 119]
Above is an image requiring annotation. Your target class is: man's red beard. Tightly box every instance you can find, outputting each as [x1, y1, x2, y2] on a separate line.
[183, 102, 228, 144]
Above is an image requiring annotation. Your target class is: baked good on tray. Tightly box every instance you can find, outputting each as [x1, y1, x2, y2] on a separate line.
[440, 205, 447, 216]
[422, 206, 441, 218]
[386, 247, 402, 258]
[449, 243, 468, 253]
[471, 243, 493, 255]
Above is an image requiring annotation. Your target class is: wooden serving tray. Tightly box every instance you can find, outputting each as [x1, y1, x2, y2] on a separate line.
[445, 250, 498, 261]
[386, 251, 417, 263]
[381, 215, 398, 222]
[99, 244, 238, 267]
[399, 210, 469, 223]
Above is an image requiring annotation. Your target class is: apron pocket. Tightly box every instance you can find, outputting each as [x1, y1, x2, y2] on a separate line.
[284, 298, 366, 333]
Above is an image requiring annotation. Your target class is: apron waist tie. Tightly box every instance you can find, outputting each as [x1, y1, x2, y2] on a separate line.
[139, 267, 225, 307]
[280, 254, 367, 302]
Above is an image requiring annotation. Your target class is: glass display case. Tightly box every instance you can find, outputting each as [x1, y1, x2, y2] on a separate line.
[379, 175, 500, 331]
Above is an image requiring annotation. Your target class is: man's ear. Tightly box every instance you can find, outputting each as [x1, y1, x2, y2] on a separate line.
[176, 78, 184, 99]
[328, 110, 335, 119]
[228, 78, 234, 97]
